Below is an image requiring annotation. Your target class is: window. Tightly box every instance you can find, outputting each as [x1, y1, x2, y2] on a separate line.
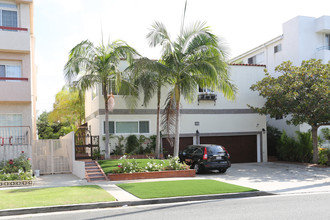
[274, 44, 282, 53]
[326, 34, 330, 50]
[0, 114, 23, 143]
[103, 121, 149, 134]
[0, 61, 21, 80]
[0, 3, 18, 29]
[247, 52, 264, 64]
[0, 114, 22, 126]
[139, 121, 149, 133]
[198, 87, 214, 93]
[103, 121, 115, 134]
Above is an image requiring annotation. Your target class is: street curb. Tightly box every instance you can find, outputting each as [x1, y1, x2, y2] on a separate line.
[0, 191, 274, 217]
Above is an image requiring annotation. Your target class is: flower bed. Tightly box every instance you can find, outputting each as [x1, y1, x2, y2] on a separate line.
[0, 151, 33, 185]
[108, 169, 196, 181]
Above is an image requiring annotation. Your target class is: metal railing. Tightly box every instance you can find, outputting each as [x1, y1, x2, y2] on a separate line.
[316, 46, 330, 51]
[0, 126, 31, 146]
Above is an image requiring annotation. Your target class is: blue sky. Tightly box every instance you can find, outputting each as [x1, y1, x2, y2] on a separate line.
[34, 0, 330, 114]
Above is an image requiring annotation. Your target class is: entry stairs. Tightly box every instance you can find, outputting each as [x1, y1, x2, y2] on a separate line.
[85, 161, 108, 182]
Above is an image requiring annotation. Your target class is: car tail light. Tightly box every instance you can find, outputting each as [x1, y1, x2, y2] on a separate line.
[203, 147, 208, 160]
[222, 147, 230, 159]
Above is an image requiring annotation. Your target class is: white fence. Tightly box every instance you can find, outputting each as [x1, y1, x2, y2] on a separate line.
[32, 133, 73, 175]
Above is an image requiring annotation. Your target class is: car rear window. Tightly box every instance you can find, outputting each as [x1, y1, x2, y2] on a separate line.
[207, 146, 224, 154]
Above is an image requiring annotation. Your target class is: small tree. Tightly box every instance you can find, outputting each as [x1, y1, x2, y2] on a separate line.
[250, 59, 330, 163]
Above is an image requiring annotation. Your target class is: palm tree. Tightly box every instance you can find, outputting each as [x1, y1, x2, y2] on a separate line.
[129, 58, 170, 158]
[147, 10, 236, 157]
[64, 39, 138, 159]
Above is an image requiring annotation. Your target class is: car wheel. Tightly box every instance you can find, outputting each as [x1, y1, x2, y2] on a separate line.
[218, 168, 227, 173]
[193, 163, 201, 174]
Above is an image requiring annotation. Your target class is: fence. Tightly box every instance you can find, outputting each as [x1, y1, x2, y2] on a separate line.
[32, 134, 73, 175]
[0, 126, 31, 162]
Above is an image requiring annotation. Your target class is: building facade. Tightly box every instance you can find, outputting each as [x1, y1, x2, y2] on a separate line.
[85, 63, 268, 163]
[0, 0, 36, 161]
[230, 15, 330, 137]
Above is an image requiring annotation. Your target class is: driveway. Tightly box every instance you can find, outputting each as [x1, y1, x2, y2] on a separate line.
[199, 162, 330, 194]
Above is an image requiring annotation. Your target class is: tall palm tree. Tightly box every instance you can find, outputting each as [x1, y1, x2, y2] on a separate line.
[147, 12, 236, 157]
[129, 58, 170, 158]
[64, 39, 138, 159]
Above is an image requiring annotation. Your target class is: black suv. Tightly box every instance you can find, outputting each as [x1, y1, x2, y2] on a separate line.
[179, 144, 231, 173]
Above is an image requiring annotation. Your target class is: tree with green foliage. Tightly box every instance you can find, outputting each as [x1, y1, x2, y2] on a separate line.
[64, 39, 138, 159]
[250, 59, 330, 163]
[147, 2, 236, 156]
[37, 112, 71, 139]
[48, 86, 85, 131]
[129, 58, 170, 158]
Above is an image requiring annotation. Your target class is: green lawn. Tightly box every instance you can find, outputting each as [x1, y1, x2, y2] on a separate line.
[117, 179, 257, 199]
[98, 159, 169, 174]
[0, 185, 115, 210]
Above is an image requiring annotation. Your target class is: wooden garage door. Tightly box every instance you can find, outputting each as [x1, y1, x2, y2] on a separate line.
[162, 137, 193, 156]
[200, 135, 257, 163]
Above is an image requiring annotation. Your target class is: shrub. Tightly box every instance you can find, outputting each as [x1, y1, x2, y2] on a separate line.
[126, 135, 139, 154]
[144, 159, 165, 172]
[112, 136, 125, 155]
[0, 152, 33, 181]
[267, 125, 282, 156]
[277, 131, 313, 163]
[319, 148, 330, 165]
[166, 156, 189, 170]
[114, 155, 142, 173]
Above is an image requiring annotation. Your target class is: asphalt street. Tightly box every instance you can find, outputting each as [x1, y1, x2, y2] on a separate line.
[2, 192, 330, 220]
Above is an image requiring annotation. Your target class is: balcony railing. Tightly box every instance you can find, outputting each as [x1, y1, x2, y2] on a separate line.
[0, 26, 28, 32]
[0, 126, 31, 146]
[198, 93, 217, 105]
[0, 77, 28, 81]
[316, 46, 330, 51]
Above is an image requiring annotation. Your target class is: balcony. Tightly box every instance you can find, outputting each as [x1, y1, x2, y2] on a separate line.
[0, 126, 31, 161]
[198, 93, 217, 105]
[0, 126, 31, 146]
[0, 26, 30, 52]
[315, 16, 330, 33]
[0, 77, 31, 102]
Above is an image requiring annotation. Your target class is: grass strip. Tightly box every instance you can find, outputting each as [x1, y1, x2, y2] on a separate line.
[117, 179, 257, 199]
[98, 159, 169, 174]
[0, 185, 115, 210]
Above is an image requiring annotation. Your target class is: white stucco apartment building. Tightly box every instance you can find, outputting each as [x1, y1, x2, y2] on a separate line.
[0, 0, 36, 161]
[85, 63, 268, 163]
[230, 15, 330, 137]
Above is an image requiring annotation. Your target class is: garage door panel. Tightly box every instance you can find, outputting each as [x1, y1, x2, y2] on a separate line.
[162, 137, 193, 156]
[200, 135, 257, 163]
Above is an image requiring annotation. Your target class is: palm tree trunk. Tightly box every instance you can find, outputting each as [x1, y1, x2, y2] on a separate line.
[174, 85, 180, 157]
[103, 86, 110, 160]
[155, 86, 161, 159]
[311, 125, 319, 164]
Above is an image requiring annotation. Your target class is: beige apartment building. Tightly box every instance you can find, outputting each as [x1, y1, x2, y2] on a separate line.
[0, 0, 36, 161]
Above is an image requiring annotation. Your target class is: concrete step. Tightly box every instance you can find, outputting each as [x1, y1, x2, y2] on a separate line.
[85, 160, 108, 182]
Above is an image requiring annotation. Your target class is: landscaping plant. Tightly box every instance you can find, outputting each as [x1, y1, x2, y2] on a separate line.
[0, 152, 33, 181]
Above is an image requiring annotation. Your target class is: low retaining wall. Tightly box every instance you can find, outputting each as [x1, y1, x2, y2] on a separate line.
[0, 180, 33, 188]
[110, 154, 156, 160]
[108, 169, 195, 181]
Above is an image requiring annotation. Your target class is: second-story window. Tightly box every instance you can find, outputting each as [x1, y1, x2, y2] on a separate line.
[0, 3, 18, 29]
[274, 44, 282, 53]
[0, 61, 21, 81]
[248, 52, 264, 64]
[326, 34, 330, 50]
